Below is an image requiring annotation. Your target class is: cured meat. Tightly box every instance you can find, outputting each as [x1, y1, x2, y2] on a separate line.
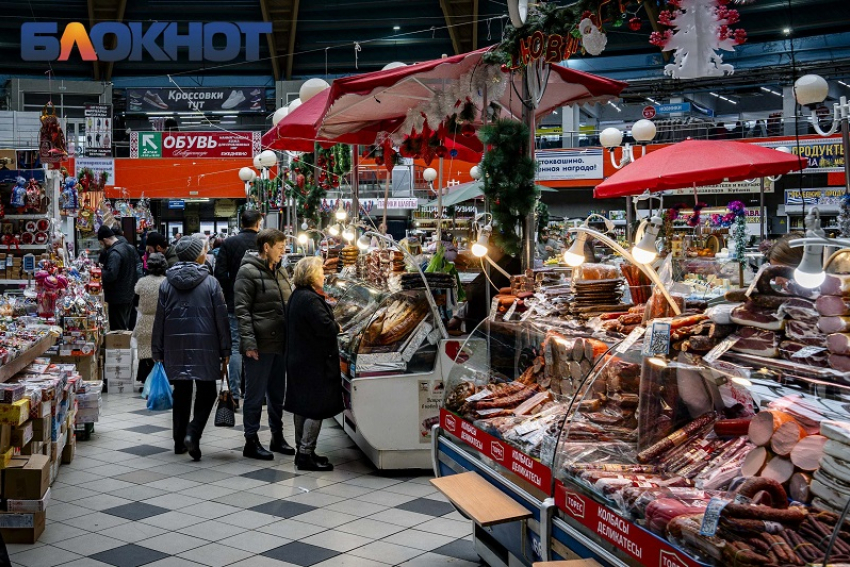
[827, 332, 850, 355]
[823, 439, 850, 462]
[770, 420, 807, 456]
[637, 412, 717, 464]
[714, 418, 751, 437]
[748, 411, 798, 447]
[817, 295, 850, 317]
[785, 320, 828, 347]
[751, 294, 792, 310]
[731, 303, 786, 331]
[820, 273, 850, 297]
[773, 276, 820, 299]
[789, 472, 812, 503]
[755, 265, 795, 295]
[736, 477, 789, 508]
[790, 434, 827, 471]
[828, 353, 850, 373]
[729, 327, 780, 357]
[645, 499, 709, 535]
[779, 341, 829, 367]
[761, 456, 795, 484]
[781, 297, 819, 322]
[820, 420, 850, 445]
[740, 446, 769, 477]
[819, 454, 850, 485]
[818, 316, 850, 334]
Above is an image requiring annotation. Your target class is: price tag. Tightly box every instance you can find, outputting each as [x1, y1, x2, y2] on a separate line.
[642, 320, 671, 357]
[59, 349, 72, 357]
[488, 297, 501, 321]
[465, 389, 493, 402]
[503, 299, 519, 321]
[791, 345, 826, 358]
[520, 304, 537, 321]
[700, 497, 731, 536]
[616, 326, 646, 353]
[476, 408, 506, 416]
[704, 336, 739, 364]
[745, 263, 768, 297]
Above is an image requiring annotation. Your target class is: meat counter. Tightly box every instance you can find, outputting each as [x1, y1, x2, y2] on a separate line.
[331, 276, 453, 469]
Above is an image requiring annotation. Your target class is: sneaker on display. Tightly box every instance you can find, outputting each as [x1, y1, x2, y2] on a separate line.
[143, 91, 169, 110]
[250, 100, 263, 110]
[222, 90, 246, 110]
[250, 88, 262, 96]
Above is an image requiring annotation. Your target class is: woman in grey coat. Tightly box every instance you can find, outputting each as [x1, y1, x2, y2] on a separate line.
[234, 228, 294, 460]
[152, 236, 230, 460]
[133, 253, 167, 386]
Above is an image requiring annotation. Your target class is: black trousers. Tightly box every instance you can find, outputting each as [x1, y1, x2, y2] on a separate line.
[108, 302, 134, 331]
[242, 353, 286, 438]
[138, 358, 155, 384]
[171, 380, 217, 447]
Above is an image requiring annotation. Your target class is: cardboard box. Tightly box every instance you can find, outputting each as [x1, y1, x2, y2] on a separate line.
[0, 424, 10, 450]
[61, 434, 75, 464]
[6, 487, 50, 512]
[20, 441, 42, 456]
[0, 448, 13, 469]
[4, 455, 50, 500]
[0, 399, 30, 426]
[41, 441, 50, 460]
[105, 331, 133, 349]
[31, 416, 50, 443]
[105, 349, 133, 365]
[0, 512, 45, 544]
[10, 422, 32, 448]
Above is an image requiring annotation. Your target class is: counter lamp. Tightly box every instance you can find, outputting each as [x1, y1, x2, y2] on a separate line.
[631, 217, 662, 265]
[787, 208, 850, 289]
[562, 214, 616, 267]
[467, 214, 512, 279]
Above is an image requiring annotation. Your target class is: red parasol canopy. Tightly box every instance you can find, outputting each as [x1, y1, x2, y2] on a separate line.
[316, 47, 626, 139]
[593, 139, 806, 199]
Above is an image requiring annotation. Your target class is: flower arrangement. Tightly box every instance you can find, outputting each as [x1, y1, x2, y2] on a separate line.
[687, 202, 708, 227]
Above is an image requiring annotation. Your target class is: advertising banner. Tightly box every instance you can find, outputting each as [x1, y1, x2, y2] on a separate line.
[758, 137, 845, 173]
[536, 148, 603, 181]
[84, 104, 112, 157]
[130, 131, 261, 159]
[661, 179, 774, 196]
[126, 87, 264, 113]
[74, 157, 114, 187]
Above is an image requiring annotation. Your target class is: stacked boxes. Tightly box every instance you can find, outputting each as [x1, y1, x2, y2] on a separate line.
[103, 331, 135, 390]
[0, 455, 50, 543]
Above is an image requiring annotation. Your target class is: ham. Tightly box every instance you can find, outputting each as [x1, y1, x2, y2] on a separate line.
[828, 353, 850, 373]
[780, 297, 819, 322]
[827, 333, 850, 355]
[817, 295, 850, 317]
[820, 274, 850, 297]
[771, 420, 807, 456]
[779, 340, 829, 367]
[730, 327, 780, 357]
[790, 434, 827, 471]
[748, 410, 798, 447]
[761, 456, 795, 484]
[818, 316, 850, 334]
[785, 320, 828, 346]
[789, 472, 812, 503]
[730, 303, 785, 331]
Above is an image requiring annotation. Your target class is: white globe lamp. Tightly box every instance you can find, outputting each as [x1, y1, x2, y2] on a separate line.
[253, 154, 263, 169]
[258, 150, 278, 168]
[599, 127, 624, 149]
[272, 107, 289, 126]
[382, 62, 407, 70]
[238, 167, 256, 182]
[632, 119, 657, 143]
[299, 78, 330, 103]
[288, 98, 302, 113]
[794, 74, 829, 107]
[469, 166, 482, 180]
[423, 168, 438, 183]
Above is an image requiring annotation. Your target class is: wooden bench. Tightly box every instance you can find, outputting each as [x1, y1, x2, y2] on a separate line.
[430, 471, 532, 527]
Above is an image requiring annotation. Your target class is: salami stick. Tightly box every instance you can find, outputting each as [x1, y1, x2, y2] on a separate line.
[637, 412, 717, 464]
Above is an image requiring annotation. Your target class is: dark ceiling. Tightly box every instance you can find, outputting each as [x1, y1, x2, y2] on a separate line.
[0, 0, 848, 81]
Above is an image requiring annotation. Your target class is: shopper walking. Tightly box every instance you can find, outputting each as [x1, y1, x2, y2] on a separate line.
[235, 229, 294, 460]
[133, 253, 167, 385]
[284, 256, 342, 472]
[145, 231, 178, 267]
[152, 236, 230, 460]
[214, 209, 262, 407]
[99, 225, 142, 331]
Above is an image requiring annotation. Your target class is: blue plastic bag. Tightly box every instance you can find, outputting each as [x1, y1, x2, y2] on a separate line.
[141, 371, 153, 399]
[146, 362, 173, 411]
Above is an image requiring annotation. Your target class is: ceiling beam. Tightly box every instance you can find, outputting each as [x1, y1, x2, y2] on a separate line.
[87, 0, 100, 80]
[439, 0, 462, 55]
[285, 0, 301, 80]
[259, 0, 281, 81]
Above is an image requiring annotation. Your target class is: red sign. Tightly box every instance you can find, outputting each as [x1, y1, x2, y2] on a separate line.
[161, 131, 261, 159]
[440, 409, 552, 494]
[642, 106, 657, 119]
[554, 482, 706, 567]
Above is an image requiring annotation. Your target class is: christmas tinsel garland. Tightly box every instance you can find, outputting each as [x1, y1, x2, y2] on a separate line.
[287, 143, 352, 225]
[480, 119, 538, 254]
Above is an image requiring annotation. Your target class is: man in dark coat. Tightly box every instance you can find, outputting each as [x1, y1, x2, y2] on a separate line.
[152, 236, 230, 460]
[284, 256, 342, 472]
[145, 231, 178, 267]
[234, 229, 294, 460]
[99, 225, 142, 331]
[214, 209, 262, 405]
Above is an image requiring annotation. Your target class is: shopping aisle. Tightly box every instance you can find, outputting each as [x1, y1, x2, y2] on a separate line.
[9, 389, 484, 567]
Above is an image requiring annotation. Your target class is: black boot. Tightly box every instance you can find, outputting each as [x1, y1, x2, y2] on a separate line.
[243, 434, 274, 461]
[299, 450, 330, 465]
[295, 451, 334, 472]
[183, 434, 201, 462]
[269, 432, 296, 456]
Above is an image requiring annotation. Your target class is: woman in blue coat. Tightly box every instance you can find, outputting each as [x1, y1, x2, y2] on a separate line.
[152, 236, 231, 461]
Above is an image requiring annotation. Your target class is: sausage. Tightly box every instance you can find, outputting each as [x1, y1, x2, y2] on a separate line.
[770, 420, 807, 457]
[790, 435, 827, 471]
[714, 418, 752, 437]
[721, 503, 806, 524]
[828, 353, 850, 372]
[735, 477, 789, 508]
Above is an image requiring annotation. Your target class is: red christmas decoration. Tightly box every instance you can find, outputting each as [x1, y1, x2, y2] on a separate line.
[629, 17, 642, 31]
[461, 123, 476, 138]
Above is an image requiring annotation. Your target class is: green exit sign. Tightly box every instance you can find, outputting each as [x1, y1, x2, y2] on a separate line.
[137, 132, 161, 158]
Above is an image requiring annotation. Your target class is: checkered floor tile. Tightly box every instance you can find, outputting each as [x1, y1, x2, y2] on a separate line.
[9, 388, 485, 567]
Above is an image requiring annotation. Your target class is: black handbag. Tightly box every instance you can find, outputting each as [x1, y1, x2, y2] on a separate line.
[214, 368, 236, 427]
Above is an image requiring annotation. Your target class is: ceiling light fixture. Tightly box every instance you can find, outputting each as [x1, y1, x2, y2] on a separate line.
[393, 25, 401, 30]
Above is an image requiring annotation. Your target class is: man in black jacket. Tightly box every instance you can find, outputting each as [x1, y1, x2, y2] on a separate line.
[145, 231, 178, 267]
[214, 209, 262, 404]
[99, 225, 142, 331]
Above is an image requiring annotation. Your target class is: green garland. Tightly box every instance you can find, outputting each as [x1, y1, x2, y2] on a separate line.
[484, 0, 633, 66]
[479, 119, 538, 255]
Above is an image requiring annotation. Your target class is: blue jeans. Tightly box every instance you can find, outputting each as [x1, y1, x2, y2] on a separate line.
[228, 314, 242, 399]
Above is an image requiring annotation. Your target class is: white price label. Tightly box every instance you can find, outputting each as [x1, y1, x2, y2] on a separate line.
[745, 264, 768, 297]
[704, 336, 739, 364]
[488, 297, 501, 321]
[503, 299, 519, 321]
[520, 304, 537, 321]
[791, 345, 826, 358]
[476, 408, 506, 416]
[465, 389, 493, 402]
[616, 326, 646, 353]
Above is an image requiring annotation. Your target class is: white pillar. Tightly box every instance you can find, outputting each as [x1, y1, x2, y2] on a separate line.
[783, 86, 797, 136]
[561, 105, 581, 148]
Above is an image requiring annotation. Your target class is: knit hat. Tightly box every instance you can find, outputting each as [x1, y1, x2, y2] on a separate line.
[174, 236, 205, 262]
[146, 231, 168, 250]
[97, 225, 114, 240]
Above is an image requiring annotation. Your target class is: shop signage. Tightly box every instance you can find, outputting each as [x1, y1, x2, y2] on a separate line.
[127, 87, 264, 113]
[325, 198, 419, 211]
[536, 148, 603, 181]
[21, 22, 271, 62]
[167, 200, 185, 210]
[654, 102, 691, 115]
[758, 137, 845, 173]
[642, 106, 657, 119]
[785, 187, 846, 206]
[661, 179, 774, 196]
[554, 482, 703, 567]
[84, 104, 112, 157]
[440, 409, 552, 493]
[73, 157, 114, 187]
[509, 31, 581, 68]
[418, 380, 444, 444]
[130, 131, 261, 159]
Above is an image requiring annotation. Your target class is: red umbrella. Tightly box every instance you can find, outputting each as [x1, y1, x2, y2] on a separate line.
[593, 139, 806, 199]
[262, 88, 483, 163]
[316, 48, 626, 139]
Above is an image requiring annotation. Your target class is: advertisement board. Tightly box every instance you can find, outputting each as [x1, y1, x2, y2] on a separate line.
[130, 131, 261, 159]
[536, 148, 603, 181]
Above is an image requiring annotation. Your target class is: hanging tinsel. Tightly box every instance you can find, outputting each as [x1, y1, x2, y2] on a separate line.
[479, 119, 538, 255]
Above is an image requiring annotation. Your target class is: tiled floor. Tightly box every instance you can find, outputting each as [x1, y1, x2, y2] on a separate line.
[10, 389, 485, 567]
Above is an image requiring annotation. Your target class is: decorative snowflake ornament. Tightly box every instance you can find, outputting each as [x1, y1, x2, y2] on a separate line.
[659, 0, 743, 79]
